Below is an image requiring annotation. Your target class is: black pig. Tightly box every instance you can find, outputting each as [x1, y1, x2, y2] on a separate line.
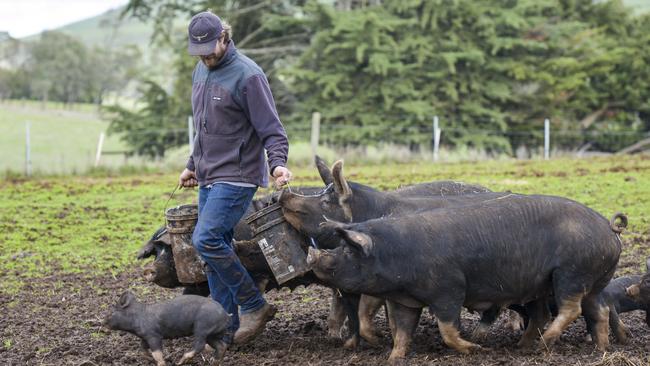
[306, 196, 624, 362]
[105, 291, 230, 366]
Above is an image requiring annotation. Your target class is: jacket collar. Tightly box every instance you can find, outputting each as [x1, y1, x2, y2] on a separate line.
[213, 40, 237, 69]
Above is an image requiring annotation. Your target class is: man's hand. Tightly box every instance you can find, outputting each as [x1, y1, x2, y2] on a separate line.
[179, 168, 198, 188]
[272, 166, 292, 189]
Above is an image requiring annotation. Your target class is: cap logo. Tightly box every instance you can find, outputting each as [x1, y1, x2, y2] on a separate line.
[192, 32, 209, 41]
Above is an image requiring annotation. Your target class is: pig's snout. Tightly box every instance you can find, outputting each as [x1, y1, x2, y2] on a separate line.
[626, 284, 640, 298]
[307, 247, 319, 266]
[143, 267, 157, 282]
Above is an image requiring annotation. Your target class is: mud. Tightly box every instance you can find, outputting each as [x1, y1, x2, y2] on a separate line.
[3, 249, 650, 366]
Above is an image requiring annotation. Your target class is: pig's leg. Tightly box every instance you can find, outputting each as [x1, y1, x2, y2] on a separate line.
[359, 295, 384, 346]
[176, 336, 207, 365]
[581, 293, 610, 351]
[517, 299, 550, 348]
[386, 301, 422, 363]
[541, 276, 585, 348]
[327, 289, 346, 339]
[608, 306, 629, 344]
[430, 298, 481, 354]
[472, 306, 500, 340]
[340, 291, 361, 349]
[140, 339, 154, 360]
[206, 335, 228, 365]
[146, 337, 166, 366]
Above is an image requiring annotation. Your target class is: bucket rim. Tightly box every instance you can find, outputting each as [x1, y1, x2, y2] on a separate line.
[165, 204, 199, 219]
[244, 202, 282, 224]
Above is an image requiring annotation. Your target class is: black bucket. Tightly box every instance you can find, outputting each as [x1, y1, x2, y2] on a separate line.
[165, 204, 206, 284]
[245, 202, 310, 284]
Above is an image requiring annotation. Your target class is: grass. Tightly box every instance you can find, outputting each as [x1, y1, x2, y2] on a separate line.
[1, 155, 649, 295]
[0, 100, 128, 174]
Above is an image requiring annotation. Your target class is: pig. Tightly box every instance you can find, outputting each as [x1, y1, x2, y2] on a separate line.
[591, 274, 646, 343]
[313, 155, 490, 197]
[626, 259, 650, 303]
[280, 160, 509, 346]
[105, 291, 231, 366]
[476, 275, 642, 345]
[625, 258, 650, 324]
[305, 195, 624, 362]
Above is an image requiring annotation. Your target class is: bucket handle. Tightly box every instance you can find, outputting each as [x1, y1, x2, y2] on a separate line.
[163, 184, 181, 216]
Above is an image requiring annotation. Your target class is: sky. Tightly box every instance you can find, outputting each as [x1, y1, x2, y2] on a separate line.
[0, 0, 130, 38]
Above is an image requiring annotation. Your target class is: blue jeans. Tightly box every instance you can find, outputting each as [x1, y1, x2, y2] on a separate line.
[192, 183, 265, 343]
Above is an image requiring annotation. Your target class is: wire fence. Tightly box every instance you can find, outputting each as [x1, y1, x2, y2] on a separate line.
[5, 116, 650, 176]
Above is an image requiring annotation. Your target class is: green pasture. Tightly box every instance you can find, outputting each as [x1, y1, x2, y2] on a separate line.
[0, 100, 128, 174]
[1, 156, 649, 295]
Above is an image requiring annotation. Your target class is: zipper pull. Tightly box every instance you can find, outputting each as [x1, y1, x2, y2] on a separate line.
[202, 120, 207, 133]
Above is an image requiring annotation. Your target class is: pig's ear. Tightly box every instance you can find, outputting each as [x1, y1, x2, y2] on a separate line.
[315, 155, 334, 185]
[332, 160, 353, 221]
[338, 229, 373, 257]
[119, 291, 135, 308]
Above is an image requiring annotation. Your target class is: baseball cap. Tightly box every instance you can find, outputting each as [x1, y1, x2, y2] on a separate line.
[187, 11, 223, 56]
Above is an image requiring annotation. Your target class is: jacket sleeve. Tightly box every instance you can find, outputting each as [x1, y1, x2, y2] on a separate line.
[241, 73, 289, 174]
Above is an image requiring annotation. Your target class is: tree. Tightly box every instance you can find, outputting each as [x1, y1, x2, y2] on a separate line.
[284, 0, 649, 152]
[105, 80, 187, 158]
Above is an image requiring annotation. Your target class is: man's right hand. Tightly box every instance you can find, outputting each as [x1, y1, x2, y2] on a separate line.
[179, 168, 198, 188]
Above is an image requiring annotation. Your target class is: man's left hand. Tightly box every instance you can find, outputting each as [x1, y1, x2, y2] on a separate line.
[272, 166, 292, 188]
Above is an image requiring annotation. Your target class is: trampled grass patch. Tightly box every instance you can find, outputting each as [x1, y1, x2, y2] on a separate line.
[0, 155, 649, 294]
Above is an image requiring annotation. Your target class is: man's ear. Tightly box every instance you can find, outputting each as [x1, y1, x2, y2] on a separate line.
[337, 228, 373, 257]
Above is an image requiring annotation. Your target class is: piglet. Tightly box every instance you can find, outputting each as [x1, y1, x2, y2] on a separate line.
[625, 258, 650, 327]
[105, 291, 231, 366]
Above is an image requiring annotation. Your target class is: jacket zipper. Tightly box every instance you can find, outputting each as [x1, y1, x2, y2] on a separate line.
[196, 70, 211, 179]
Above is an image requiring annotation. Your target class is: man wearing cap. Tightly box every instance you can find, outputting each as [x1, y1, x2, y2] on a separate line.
[178, 11, 292, 350]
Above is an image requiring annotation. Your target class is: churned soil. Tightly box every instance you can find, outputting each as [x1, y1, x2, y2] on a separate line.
[2, 244, 650, 366]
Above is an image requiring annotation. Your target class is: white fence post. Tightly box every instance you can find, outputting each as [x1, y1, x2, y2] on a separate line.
[544, 118, 550, 160]
[311, 112, 321, 156]
[188, 116, 194, 154]
[25, 121, 32, 176]
[432, 116, 441, 162]
[94, 132, 105, 167]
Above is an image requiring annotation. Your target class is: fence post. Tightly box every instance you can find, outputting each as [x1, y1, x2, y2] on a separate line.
[544, 118, 550, 160]
[432, 116, 441, 162]
[311, 112, 321, 157]
[25, 121, 32, 176]
[94, 132, 105, 167]
[188, 116, 194, 154]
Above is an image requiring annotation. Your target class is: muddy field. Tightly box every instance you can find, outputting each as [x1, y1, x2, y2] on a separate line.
[2, 157, 650, 365]
[2, 249, 650, 366]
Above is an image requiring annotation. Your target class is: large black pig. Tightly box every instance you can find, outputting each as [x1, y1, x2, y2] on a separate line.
[280, 160, 508, 344]
[305, 195, 623, 362]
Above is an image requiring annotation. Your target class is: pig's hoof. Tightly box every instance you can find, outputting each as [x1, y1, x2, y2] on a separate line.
[176, 350, 196, 365]
[343, 335, 359, 349]
[360, 330, 381, 346]
[458, 343, 482, 354]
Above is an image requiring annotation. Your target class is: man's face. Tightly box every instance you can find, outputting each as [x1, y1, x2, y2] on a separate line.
[199, 34, 227, 69]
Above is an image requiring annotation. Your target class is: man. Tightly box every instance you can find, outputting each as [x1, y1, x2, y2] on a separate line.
[178, 11, 292, 349]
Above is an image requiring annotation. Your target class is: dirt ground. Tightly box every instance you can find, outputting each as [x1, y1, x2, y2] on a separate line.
[2, 242, 650, 366]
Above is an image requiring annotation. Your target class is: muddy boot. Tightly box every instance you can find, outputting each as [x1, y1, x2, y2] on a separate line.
[233, 303, 277, 344]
